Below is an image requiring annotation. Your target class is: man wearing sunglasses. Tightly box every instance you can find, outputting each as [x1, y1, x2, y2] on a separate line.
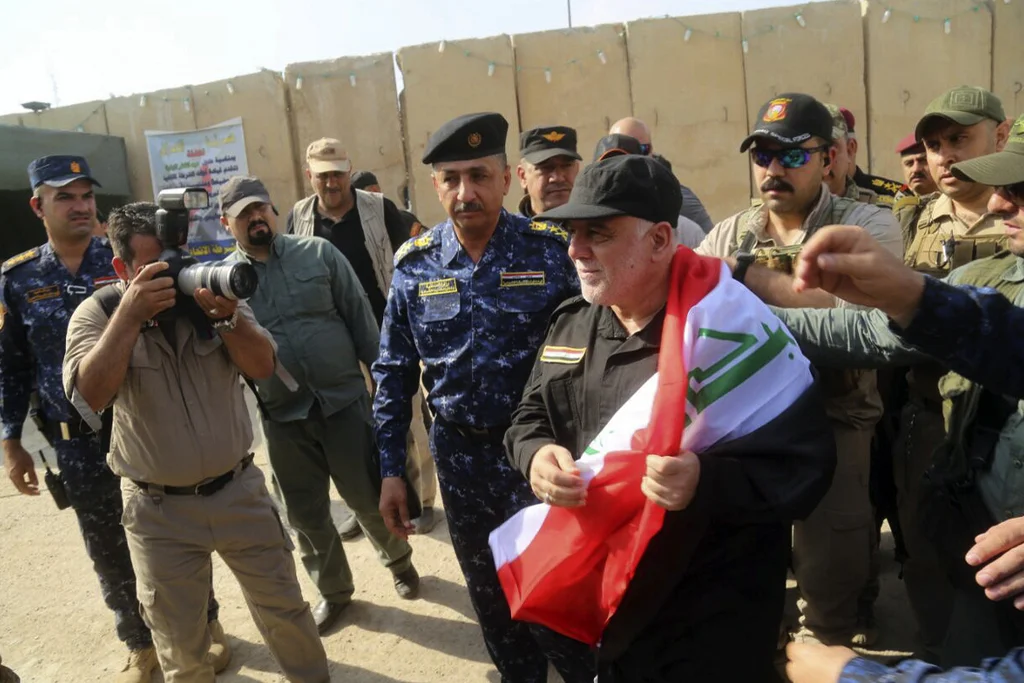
[608, 117, 714, 233]
[777, 114, 1024, 677]
[695, 92, 902, 649]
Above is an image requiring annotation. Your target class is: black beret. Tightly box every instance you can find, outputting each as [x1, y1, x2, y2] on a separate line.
[422, 112, 509, 165]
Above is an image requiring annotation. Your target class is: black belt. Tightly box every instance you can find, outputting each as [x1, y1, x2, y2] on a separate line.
[445, 420, 510, 442]
[133, 454, 254, 497]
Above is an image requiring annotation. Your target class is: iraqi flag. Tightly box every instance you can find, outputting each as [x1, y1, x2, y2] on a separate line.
[488, 246, 814, 645]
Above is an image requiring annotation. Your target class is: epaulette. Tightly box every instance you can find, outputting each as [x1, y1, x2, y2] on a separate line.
[550, 294, 588, 321]
[891, 194, 924, 219]
[527, 220, 569, 244]
[393, 228, 437, 264]
[2, 247, 41, 274]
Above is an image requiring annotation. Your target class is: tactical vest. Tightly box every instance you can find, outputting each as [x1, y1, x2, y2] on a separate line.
[736, 195, 861, 274]
[896, 195, 1010, 279]
[737, 195, 882, 429]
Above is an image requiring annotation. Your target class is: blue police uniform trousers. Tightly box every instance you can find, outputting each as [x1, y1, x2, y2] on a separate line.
[430, 417, 595, 683]
[56, 434, 219, 650]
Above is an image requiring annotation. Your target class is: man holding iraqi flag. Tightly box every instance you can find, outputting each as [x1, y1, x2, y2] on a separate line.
[490, 155, 837, 682]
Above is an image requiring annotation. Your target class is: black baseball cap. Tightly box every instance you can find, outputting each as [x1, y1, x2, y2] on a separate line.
[593, 134, 646, 162]
[536, 155, 682, 225]
[220, 176, 272, 217]
[351, 170, 380, 190]
[740, 93, 834, 152]
[519, 126, 581, 164]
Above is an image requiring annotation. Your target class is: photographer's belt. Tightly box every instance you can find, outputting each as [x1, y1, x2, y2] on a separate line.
[133, 454, 254, 497]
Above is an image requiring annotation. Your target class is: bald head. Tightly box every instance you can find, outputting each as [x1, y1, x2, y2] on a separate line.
[609, 117, 652, 148]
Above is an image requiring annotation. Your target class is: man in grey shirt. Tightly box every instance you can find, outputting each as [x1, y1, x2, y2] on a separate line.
[222, 176, 420, 636]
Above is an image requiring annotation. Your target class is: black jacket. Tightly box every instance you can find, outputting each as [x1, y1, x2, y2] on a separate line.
[505, 296, 836, 681]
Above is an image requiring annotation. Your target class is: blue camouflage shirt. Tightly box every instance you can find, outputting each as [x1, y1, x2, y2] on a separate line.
[841, 648, 1024, 681]
[372, 209, 580, 477]
[896, 273, 1024, 400]
[0, 238, 117, 439]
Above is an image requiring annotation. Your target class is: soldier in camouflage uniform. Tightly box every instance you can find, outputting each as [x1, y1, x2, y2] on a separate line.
[878, 86, 1012, 660]
[780, 116, 1024, 676]
[695, 93, 902, 648]
[0, 156, 227, 683]
[372, 113, 594, 682]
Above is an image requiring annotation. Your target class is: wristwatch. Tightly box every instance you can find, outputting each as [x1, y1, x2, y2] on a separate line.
[733, 252, 756, 285]
[212, 309, 239, 333]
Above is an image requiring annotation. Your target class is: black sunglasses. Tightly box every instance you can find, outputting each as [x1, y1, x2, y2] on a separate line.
[751, 145, 830, 169]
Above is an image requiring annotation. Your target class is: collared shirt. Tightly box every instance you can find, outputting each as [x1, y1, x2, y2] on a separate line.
[696, 184, 903, 266]
[226, 234, 380, 422]
[0, 237, 117, 439]
[371, 209, 580, 477]
[905, 193, 1008, 272]
[62, 285, 273, 486]
[840, 649, 1024, 682]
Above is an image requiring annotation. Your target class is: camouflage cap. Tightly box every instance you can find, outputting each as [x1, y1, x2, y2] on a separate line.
[824, 104, 849, 140]
[951, 114, 1024, 186]
[915, 86, 1005, 140]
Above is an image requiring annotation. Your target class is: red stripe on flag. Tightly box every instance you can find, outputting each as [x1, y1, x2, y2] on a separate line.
[496, 246, 721, 645]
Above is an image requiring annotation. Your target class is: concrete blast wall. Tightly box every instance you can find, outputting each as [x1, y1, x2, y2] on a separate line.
[3, 0, 1018, 229]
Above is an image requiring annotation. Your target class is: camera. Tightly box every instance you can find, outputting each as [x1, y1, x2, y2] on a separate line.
[155, 188, 258, 302]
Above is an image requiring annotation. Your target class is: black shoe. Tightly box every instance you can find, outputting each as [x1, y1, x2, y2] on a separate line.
[393, 566, 420, 600]
[312, 599, 350, 635]
[339, 514, 363, 541]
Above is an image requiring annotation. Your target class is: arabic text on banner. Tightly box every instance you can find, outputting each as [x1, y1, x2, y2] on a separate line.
[144, 118, 248, 261]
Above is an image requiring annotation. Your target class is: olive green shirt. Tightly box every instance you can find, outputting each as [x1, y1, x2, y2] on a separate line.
[772, 255, 1024, 522]
[227, 234, 380, 422]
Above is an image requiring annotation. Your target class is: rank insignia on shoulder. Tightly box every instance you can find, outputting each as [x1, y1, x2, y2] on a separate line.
[500, 271, 546, 288]
[418, 278, 458, 297]
[395, 230, 435, 263]
[26, 284, 60, 303]
[2, 247, 41, 274]
[529, 221, 569, 242]
[540, 345, 587, 364]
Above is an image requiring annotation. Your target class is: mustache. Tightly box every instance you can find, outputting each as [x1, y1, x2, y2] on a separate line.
[761, 178, 794, 193]
[454, 202, 484, 213]
[248, 220, 270, 231]
[910, 173, 928, 181]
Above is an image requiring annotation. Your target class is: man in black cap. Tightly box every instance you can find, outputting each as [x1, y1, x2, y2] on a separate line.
[695, 92, 901, 648]
[593, 135, 706, 248]
[372, 112, 593, 682]
[516, 125, 581, 219]
[608, 117, 714, 232]
[507, 154, 834, 681]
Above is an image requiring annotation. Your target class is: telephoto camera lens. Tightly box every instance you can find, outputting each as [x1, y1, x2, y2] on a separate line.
[176, 261, 258, 300]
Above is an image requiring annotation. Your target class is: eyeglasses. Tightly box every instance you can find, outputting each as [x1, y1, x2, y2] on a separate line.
[750, 145, 829, 169]
[996, 181, 1024, 206]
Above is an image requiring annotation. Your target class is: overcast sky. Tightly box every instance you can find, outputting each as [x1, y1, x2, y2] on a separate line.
[0, 0, 829, 116]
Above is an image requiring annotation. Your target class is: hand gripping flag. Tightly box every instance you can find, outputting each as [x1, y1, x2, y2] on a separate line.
[488, 246, 814, 645]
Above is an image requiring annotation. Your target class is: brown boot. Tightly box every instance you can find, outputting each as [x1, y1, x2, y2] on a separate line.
[114, 646, 158, 683]
[207, 619, 232, 674]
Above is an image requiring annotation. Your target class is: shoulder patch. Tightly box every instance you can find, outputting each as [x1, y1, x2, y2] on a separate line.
[528, 220, 569, 243]
[892, 194, 922, 216]
[394, 228, 436, 264]
[2, 247, 40, 274]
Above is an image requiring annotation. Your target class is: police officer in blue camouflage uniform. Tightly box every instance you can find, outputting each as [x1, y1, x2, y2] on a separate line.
[0, 156, 228, 682]
[371, 113, 594, 682]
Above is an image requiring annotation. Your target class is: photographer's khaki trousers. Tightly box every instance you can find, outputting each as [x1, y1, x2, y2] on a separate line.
[122, 464, 328, 683]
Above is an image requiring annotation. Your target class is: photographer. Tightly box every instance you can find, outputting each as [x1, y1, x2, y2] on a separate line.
[62, 202, 328, 682]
